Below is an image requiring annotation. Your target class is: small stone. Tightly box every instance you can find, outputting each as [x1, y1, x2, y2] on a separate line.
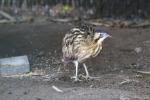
[135, 74, 143, 78]
[143, 40, 150, 44]
[134, 47, 142, 53]
[120, 70, 124, 73]
[90, 85, 94, 88]
[8, 91, 12, 94]
[23, 91, 28, 95]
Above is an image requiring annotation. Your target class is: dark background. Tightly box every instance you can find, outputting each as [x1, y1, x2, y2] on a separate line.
[0, 0, 150, 19]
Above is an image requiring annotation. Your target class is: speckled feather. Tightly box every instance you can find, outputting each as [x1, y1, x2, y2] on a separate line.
[62, 25, 102, 63]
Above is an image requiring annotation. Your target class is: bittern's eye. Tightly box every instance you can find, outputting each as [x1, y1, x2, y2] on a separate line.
[99, 33, 103, 38]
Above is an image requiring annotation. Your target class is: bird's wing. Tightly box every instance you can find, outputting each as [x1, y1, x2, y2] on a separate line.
[91, 44, 102, 57]
[62, 28, 92, 61]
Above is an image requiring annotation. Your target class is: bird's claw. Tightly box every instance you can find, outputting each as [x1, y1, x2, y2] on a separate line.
[81, 75, 100, 80]
[71, 76, 81, 82]
[81, 75, 92, 80]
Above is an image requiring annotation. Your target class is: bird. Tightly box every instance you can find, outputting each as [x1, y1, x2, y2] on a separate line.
[62, 24, 111, 81]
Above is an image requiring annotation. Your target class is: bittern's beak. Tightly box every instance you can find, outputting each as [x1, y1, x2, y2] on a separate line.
[103, 33, 111, 39]
[99, 32, 112, 42]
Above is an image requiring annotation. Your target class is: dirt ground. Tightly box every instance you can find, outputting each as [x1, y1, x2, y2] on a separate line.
[0, 21, 150, 100]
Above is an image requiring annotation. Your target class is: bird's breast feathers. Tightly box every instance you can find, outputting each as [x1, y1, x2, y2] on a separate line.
[62, 27, 103, 62]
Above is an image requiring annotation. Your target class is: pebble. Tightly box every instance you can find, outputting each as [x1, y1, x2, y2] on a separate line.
[36, 98, 42, 100]
[23, 91, 28, 95]
[8, 91, 12, 94]
[134, 47, 142, 53]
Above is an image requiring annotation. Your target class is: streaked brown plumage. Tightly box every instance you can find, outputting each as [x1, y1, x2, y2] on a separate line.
[62, 24, 110, 81]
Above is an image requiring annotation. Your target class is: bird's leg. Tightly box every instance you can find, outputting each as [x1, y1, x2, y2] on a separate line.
[82, 63, 90, 79]
[82, 63, 101, 80]
[71, 61, 81, 81]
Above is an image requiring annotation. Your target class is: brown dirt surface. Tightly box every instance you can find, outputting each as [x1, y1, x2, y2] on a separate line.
[0, 22, 150, 100]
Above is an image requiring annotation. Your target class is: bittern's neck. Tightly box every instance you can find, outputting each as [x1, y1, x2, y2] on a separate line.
[89, 39, 102, 50]
[93, 37, 103, 45]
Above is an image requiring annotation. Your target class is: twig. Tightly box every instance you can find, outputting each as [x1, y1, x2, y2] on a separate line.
[136, 70, 150, 75]
[52, 85, 63, 93]
[50, 18, 72, 23]
[3, 71, 45, 78]
[0, 10, 15, 21]
[0, 19, 14, 24]
[119, 79, 139, 85]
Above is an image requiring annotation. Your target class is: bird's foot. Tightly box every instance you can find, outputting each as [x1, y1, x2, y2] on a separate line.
[81, 75, 101, 80]
[81, 75, 92, 80]
[71, 76, 81, 82]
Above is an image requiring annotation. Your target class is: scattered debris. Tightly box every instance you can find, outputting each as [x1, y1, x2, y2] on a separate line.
[49, 18, 73, 23]
[0, 10, 34, 24]
[23, 91, 28, 95]
[84, 19, 150, 28]
[135, 74, 143, 78]
[84, 20, 113, 27]
[119, 95, 130, 100]
[37, 51, 45, 57]
[52, 85, 63, 93]
[18, 16, 34, 23]
[0, 19, 14, 24]
[136, 70, 150, 75]
[36, 98, 42, 100]
[134, 47, 142, 53]
[143, 40, 150, 44]
[2, 69, 46, 78]
[132, 20, 150, 28]
[89, 85, 95, 88]
[0, 55, 30, 76]
[0, 10, 15, 22]
[0, 9, 150, 29]
[8, 91, 12, 94]
[119, 79, 139, 85]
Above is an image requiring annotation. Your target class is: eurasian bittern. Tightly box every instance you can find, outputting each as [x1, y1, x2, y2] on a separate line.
[62, 24, 111, 81]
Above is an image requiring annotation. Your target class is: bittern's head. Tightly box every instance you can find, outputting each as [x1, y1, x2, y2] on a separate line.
[94, 30, 111, 43]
